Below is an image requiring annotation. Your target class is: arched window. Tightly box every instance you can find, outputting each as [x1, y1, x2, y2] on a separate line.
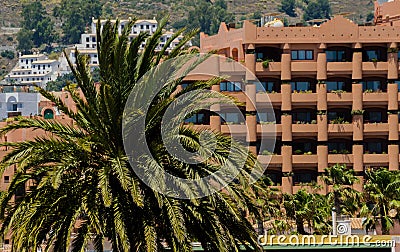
[44, 109, 54, 119]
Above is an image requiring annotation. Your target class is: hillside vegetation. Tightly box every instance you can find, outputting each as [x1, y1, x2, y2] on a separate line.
[1, 0, 376, 30]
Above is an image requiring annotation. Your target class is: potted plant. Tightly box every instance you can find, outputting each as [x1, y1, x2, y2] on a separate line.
[262, 59, 273, 68]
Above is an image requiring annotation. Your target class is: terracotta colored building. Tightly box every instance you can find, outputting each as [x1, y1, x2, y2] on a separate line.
[197, 15, 400, 194]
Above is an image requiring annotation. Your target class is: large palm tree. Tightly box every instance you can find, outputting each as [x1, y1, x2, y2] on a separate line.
[362, 168, 400, 235]
[321, 163, 361, 215]
[0, 18, 267, 251]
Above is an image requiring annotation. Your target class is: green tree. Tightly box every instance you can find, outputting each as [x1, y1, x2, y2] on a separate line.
[20, 1, 57, 47]
[0, 18, 266, 251]
[54, 0, 102, 44]
[362, 168, 400, 234]
[16, 28, 34, 53]
[283, 189, 310, 234]
[183, 0, 234, 46]
[46, 72, 76, 91]
[366, 12, 374, 22]
[279, 0, 297, 17]
[303, 0, 331, 22]
[321, 164, 361, 216]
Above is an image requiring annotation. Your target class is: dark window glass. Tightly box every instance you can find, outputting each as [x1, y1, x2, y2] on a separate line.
[256, 81, 275, 92]
[293, 172, 317, 185]
[291, 50, 313, 60]
[257, 112, 275, 123]
[220, 112, 244, 124]
[364, 142, 386, 154]
[362, 80, 382, 91]
[185, 112, 209, 125]
[220, 81, 242, 92]
[291, 81, 311, 91]
[326, 81, 345, 91]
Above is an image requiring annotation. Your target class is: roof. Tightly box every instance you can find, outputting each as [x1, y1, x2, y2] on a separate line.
[32, 60, 57, 64]
[92, 18, 157, 24]
[351, 218, 365, 230]
[20, 54, 45, 59]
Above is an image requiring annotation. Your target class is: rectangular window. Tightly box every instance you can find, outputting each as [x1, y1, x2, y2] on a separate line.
[326, 81, 345, 91]
[364, 142, 384, 154]
[140, 25, 144, 29]
[257, 112, 275, 123]
[291, 50, 313, 60]
[365, 50, 379, 61]
[293, 111, 311, 123]
[92, 37, 96, 42]
[184, 112, 208, 125]
[291, 81, 311, 92]
[220, 81, 242, 92]
[86, 37, 89, 42]
[4, 176, 9, 183]
[220, 112, 244, 124]
[362, 80, 381, 91]
[326, 50, 346, 62]
[256, 81, 275, 92]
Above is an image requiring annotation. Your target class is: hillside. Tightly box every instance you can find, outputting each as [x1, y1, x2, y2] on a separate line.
[0, 0, 377, 29]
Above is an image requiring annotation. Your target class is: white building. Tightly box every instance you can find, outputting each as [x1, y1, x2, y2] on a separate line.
[5, 53, 61, 89]
[0, 91, 40, 120]
[69, 18, 190, 67]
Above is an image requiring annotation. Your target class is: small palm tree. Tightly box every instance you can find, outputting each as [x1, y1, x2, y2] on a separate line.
[321, 163, 360, 215]
[0, 18, 267, 251]
[362, 168, 400, 235]
[283, 189, 314, 234]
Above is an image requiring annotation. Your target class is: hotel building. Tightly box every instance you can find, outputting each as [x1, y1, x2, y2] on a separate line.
[68, 18, 189, 68]
[195, 14, 400, 194]
[4, 53, 61, 89]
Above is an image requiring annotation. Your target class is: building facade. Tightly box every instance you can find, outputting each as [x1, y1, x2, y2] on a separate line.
[4, 53, 61, 89]
[197, 15, 400, 194]
[68, 18, 189, 68]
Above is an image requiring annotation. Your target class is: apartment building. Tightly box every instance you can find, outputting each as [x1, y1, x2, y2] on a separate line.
[196, 15, 400, 194]
[4, 53, 61, 89]
[68, 18, 189, 68]
[375, 0, 400, 26]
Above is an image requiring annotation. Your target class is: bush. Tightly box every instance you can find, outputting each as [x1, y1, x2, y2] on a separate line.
[1, 50, 15, 60]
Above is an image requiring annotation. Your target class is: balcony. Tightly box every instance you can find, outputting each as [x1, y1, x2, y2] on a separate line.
[219, 60, 246, 73]
[293, 185, 315, 194]
[258, 154, 282, 165]
[327, 92, 353, 103]
[255, 62, 281, 73]
[220, 124, 247, 135]
[256, 93, 282, 104]
[364, 154, 389, 163]
[363, 92, 388, 103]
[327, 62, 352, 72]
[257, 124, 282, 136]
[291, 93, 317, 103]
[328, 123, 353, 134]
[364, 123, 389, 133]
[292, 154, 318, 164]
[362, 62, 388, 72]
[292, 123, 318, 133]
[190, 125, 211, 131]
[291, 62, 317, 72]
[328, 154, 353, 164]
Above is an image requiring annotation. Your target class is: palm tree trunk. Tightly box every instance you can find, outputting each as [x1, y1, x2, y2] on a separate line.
[296, 219, 308, 235]
[380, 208, 390, 235]
[334, 191, 341, 215]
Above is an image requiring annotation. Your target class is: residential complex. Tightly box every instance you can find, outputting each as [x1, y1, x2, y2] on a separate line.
[68, 18, 189, 68]
[4, 53, 61, 89]
[196, 15, 400, 195]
